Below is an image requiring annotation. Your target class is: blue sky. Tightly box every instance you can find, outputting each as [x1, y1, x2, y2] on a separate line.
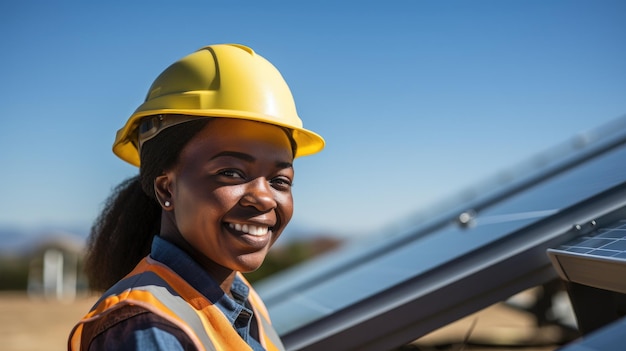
[1, 1, 625, 241]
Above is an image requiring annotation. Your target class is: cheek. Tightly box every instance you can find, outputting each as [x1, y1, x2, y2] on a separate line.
[173, 184, 235, 230]
[279, 193, 295, 223]
[213, 187, 245, 208]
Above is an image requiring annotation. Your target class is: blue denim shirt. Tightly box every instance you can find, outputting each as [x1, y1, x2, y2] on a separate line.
[89, 236, 265, 351]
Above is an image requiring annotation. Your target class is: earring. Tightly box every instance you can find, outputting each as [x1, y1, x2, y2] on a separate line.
[164, 201, 171, 207]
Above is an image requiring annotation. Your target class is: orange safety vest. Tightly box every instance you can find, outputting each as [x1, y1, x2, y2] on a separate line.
[68, 257, 285, 351]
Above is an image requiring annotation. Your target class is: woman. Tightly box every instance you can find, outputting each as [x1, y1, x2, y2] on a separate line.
[68, 44, 325, 351]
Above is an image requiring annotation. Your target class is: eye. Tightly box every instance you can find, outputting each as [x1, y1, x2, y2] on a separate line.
[218, 169, 245, 179]
[271, 176, 293, 190]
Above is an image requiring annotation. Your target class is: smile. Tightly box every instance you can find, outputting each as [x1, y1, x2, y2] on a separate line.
[228, 223, 271, 236]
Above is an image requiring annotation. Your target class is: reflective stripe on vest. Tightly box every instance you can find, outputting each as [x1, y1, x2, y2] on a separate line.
[68, 257, 285, 351]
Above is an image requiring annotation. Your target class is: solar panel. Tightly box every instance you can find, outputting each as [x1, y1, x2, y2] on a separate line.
[551, 220, 626, 256]
[548, 220, 626, 294]
[256, 117, 626, 351]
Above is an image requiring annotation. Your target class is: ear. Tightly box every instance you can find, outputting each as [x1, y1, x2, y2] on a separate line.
[154, 174, 174, 210]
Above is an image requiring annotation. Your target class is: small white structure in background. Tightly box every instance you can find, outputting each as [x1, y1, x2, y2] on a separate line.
[27, 233, 86, 301]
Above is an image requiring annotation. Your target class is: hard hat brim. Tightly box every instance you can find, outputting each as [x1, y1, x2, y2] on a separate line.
[113, 109, 325, 167]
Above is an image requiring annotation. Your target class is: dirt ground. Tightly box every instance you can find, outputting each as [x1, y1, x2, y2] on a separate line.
[408, 302, 573, 351]
[0, 292, 97, 351]
[0, 292, 572, 351]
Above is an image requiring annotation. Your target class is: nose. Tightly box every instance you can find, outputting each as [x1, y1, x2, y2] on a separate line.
[240, 177, 277, 211]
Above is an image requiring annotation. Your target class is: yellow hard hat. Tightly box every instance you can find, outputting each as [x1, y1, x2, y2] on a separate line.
[113, 43, 325, 167]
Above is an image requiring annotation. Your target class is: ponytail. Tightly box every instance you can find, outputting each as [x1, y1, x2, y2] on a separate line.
[85, 118, 210, 291]
[85, 176, 160, 291]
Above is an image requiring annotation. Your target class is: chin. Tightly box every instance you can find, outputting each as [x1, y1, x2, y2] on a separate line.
[234, 253, 268, 273]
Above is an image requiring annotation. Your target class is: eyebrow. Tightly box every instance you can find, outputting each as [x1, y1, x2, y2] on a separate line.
[210, 151, 293, 169]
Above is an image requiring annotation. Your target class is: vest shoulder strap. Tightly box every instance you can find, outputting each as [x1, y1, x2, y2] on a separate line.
[70, 257, 285, 351]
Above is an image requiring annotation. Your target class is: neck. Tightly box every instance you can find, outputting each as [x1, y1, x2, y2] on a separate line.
[159, 213, 237, 296]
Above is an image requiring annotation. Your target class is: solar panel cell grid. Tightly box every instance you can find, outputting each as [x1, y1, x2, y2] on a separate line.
[554, 220, 626, 260]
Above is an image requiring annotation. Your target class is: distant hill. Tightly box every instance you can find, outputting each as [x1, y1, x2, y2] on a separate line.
[0, 225, 88, 255]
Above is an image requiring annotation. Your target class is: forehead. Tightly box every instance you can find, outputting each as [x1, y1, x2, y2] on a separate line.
[182, 118, 293, 160]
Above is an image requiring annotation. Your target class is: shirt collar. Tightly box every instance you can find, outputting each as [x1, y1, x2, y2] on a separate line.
[150, 235, 251, 324]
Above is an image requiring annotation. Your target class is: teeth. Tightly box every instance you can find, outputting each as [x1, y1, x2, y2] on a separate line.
[228, 223, 270, 236]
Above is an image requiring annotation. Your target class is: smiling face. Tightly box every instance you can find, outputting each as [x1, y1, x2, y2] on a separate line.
[155, 118, 295, 277]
